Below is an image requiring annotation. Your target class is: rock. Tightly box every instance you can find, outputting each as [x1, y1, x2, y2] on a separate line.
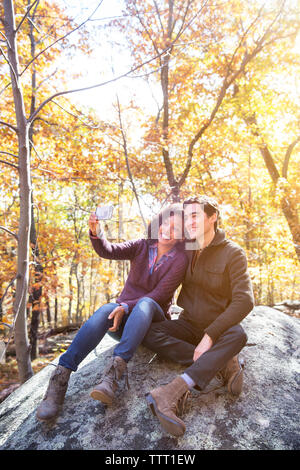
[0, 306, 299, 451]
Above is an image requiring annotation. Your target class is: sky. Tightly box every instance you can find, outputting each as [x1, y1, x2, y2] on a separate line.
[59, 0, 159, 121]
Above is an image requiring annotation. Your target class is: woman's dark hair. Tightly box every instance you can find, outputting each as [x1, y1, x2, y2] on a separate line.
[147, 203, 184, 241]
[183, 196, 220, 231]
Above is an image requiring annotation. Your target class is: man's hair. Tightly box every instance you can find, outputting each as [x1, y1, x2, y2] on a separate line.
[147, 203, 184, 240]
[183, 196, 220, 230]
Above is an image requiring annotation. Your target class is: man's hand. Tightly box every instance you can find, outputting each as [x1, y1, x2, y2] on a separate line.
[89, 212, 99, 236]
[193, 333, 213, 362]
[108, 306, 125, 332]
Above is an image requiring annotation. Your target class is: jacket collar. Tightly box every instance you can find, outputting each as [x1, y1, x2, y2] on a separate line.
[210, 228, 226, 247]
[186, 229, 226, 252]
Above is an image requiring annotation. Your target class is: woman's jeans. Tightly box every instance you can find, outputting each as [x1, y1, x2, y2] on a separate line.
[59, 297, 165, 372]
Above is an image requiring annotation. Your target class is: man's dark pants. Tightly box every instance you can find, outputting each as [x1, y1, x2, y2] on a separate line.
[142, 318, 247, 390]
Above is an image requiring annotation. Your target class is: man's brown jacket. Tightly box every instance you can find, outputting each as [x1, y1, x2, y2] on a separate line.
[177, 229, 254, 342]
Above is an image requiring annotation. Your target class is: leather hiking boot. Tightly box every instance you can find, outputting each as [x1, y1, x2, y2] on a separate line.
[219, 355, 244, 396]
[90, 356, 128, 405]
[145, 376, 190, 437]
[36, 365, 71, 422]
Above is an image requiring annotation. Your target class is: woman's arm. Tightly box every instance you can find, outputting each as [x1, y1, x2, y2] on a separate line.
[89, 212, 141, 261]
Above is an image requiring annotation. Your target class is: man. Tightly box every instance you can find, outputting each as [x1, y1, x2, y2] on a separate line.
[143, 196, 254, 437]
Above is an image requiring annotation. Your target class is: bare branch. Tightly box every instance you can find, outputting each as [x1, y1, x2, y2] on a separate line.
[15, 0, 39, 34]
[0, 44, 11, 66]
[51, 100, 103, 129]
[225, 4, 265, 80]
[0, 226, 18, 240]
[20, 1, 104, 76]
[0, 150, 18, 159]
[152, 0, 165, 35]
[36, 68, 58, 90]
[116, 95, 148, 231]
[132, 0, 161, 58]
[172, 0, 209, 45]
[28, 46, 171, 124]
[0, 159, 19, 169]
[0, 119, 18, 133]
[0, 41, 18, 86]
[0, 30, 9, 44]
[26, 15, 42, 35]
[0, 81, 12, 97]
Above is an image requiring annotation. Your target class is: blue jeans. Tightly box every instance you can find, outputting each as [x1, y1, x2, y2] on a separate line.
[59, 297, 165, 371]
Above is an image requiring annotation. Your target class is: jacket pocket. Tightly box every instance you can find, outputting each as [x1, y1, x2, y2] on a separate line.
[204, 263, 226, 292]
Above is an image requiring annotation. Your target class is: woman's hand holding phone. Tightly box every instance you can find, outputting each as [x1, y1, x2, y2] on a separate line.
[89, 205, 113, 237]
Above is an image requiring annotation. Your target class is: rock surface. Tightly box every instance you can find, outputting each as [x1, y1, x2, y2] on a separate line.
[0, 306, 299, 451]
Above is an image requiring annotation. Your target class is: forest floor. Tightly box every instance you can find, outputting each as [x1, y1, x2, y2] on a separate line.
[0, 331, 76, 403]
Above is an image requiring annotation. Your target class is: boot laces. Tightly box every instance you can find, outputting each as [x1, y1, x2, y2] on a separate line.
[100, 358, 130, 389]
[123, 368, 130, 390]
[172, 390, 190, 417]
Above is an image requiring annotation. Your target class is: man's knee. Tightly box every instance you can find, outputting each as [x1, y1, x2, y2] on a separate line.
[142, 321, 168, 349]
[229, 324, 247, 348]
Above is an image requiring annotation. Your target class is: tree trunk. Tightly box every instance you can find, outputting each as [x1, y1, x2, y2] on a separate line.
[28, 192, 43, 359]
[46, 300, 52, 327]
[68, 261, 75, 323]
[54, 292, 58, 328]
[160, 0, 180, 201]
[27, 2, 44, 360]
[245, 115, 300, 261]
[89, 253, 95, 317]
[4, 0, 34, 382]
[75, 264, 83, 323]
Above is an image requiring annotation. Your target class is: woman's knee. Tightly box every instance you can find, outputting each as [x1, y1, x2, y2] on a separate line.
[136, 296, 158, 308]
[87, 303, 117, 328]
[135, 297, 159, 316]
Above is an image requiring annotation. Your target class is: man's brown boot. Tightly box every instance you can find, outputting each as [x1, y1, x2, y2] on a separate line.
[36, 365, 71, 421]
[219, 355, 244, 396]
[90, 356, 128, 405]
[145, 376, 190, 437]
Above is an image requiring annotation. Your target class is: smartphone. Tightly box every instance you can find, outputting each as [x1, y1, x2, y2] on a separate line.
[95, 204, 114, 220]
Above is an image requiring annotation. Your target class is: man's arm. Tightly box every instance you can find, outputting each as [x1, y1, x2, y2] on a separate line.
[193, 333, 213, 361]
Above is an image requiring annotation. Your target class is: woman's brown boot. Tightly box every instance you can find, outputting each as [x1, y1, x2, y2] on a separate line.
[90, 356, 128, 405]
[36, 365, 71, 421]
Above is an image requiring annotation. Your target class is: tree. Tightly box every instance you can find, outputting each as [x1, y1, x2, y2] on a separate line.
[112, 0, 299, 253]
[0, 0, 106, 381]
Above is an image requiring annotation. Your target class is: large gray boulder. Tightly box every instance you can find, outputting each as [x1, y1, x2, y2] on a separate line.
[0, 306, 299, 451]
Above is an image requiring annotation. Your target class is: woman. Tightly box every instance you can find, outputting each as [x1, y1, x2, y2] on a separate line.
[36, 204, 188, 421]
